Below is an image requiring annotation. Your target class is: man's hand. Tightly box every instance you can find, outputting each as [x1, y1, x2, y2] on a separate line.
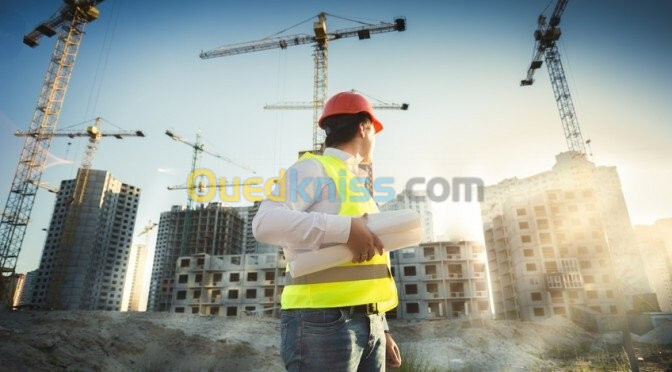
[347, 213, 384, 263]
[385, 333, 402, 368]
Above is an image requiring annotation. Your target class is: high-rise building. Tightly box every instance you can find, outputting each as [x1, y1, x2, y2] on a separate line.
[480, 152, 650, 330]
[238, 201, 261, 253]
[122, 242, 149, 311]
[380, 189, 435, 242]
[9, 273, 25, 307]
[30, 169, 140, 310]
[389, 241, 490, 319]
[635, 218, 672, 312]
[18, 270, 38, 306]
[148, 202, 244, 311]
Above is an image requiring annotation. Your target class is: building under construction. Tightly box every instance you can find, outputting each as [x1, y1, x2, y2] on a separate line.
[170, 249, 286, 317]
[148, 203, 244, 312]
[29, 169, 140, 310]
[122, 242, 149, 312]
[390, 241, 490, 319]
[168, 241, 490, 320]
[481, 152, 653, 331]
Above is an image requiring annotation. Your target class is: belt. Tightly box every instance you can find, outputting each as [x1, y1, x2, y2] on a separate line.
[284, 303, 380, 315]
[345, 303, 379, 315]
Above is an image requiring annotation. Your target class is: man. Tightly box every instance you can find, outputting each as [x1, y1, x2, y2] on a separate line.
[253, 91, 402, 371]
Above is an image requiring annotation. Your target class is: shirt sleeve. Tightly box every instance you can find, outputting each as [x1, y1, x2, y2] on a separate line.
[252, 159, 351, 249]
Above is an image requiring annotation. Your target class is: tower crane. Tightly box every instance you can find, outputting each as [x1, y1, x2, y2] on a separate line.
[161, 130, 255, 311]
[521, 2, 638, 369]
[263, 89, 409, 111]
[17, 117, 144, 309]
[138, 220, 158, 239]
[520, 0, 590, 157]
[165, 129, 255, 256]
[0, 0, 104, 304]
[200, 12, 407, 152]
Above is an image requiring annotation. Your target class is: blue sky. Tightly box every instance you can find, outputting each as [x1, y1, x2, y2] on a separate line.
[1, 0, 671, 274]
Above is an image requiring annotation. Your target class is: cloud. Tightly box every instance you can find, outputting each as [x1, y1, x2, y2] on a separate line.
[156, 167, 174, 174]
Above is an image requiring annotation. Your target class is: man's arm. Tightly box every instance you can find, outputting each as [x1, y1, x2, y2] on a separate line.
[252, 159, 351, 249]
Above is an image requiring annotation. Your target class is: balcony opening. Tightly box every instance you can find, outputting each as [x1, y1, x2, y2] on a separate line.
[426, 283, 439, 296]
[445, 246, 460, 257]
[406, 303, 419, 314]
[246, 289, 256, 299]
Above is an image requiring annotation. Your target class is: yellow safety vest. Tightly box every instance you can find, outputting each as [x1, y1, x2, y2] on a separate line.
[281, 153, 398, 313]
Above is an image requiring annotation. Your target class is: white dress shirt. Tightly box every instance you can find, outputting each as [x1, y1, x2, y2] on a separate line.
[252, 147, 368, 261]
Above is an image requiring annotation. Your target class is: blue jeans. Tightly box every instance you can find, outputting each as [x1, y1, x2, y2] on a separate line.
[280, 308, 386, 372]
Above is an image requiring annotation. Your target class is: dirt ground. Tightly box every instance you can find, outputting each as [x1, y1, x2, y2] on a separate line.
[0, 311, 670, 371]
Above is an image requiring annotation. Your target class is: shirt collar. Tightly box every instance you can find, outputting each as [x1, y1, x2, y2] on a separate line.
[323, 147, 363, 166]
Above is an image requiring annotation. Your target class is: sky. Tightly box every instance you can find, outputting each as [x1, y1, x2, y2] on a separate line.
[1, 0, 671, 275]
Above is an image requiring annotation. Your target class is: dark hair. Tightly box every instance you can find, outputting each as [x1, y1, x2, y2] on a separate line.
[323, 112, 371, 148]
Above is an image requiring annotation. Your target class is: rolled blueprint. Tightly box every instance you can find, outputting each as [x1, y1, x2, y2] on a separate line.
[289, 209, 423, 277]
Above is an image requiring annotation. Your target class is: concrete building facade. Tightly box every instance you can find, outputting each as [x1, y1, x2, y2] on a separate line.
[238, 201, 261, 254]
[169, 241, 489, 321]
[170, 251, 286, 317]
[148, 202, 244, 312]
[389, 241, 490, 319]
[18, 270, 37, 306]
[380, 189, 435, 243]
[10, 273, 25, 307]
[480, 152, 648, 330]
[30, 169, 140, 310]
[122, 243, 149, 311]
[635, 219, 672, 312]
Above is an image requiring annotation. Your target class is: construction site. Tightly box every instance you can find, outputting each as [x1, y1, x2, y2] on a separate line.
[1, 0, 671, 371]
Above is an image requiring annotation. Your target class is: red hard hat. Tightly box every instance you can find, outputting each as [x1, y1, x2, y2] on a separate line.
[318, 91, 383, 133]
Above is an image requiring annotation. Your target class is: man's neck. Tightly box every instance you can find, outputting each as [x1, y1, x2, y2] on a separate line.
[330, 145, 365, 164]
[334, 143, 358, 158]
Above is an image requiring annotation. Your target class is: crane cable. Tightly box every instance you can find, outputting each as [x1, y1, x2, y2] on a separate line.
[273, 49, 287, 172]
[541, 0, 554, 17]
[84, 0, 122, 119]
[324, 13, 385, 26]
[261, 14, 316, 40]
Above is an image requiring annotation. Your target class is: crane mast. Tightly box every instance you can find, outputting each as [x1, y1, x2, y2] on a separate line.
[200, 13, 406, 152]
[520, 0, 587, 156]
[0, 0, 103, 305]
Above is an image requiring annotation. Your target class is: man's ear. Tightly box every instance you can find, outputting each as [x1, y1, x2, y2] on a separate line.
[358, 122, 367, 138]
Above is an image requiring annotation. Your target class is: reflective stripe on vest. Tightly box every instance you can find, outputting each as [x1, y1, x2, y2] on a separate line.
[280, 152, 398, 312]
[289, 263, 390, 285]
